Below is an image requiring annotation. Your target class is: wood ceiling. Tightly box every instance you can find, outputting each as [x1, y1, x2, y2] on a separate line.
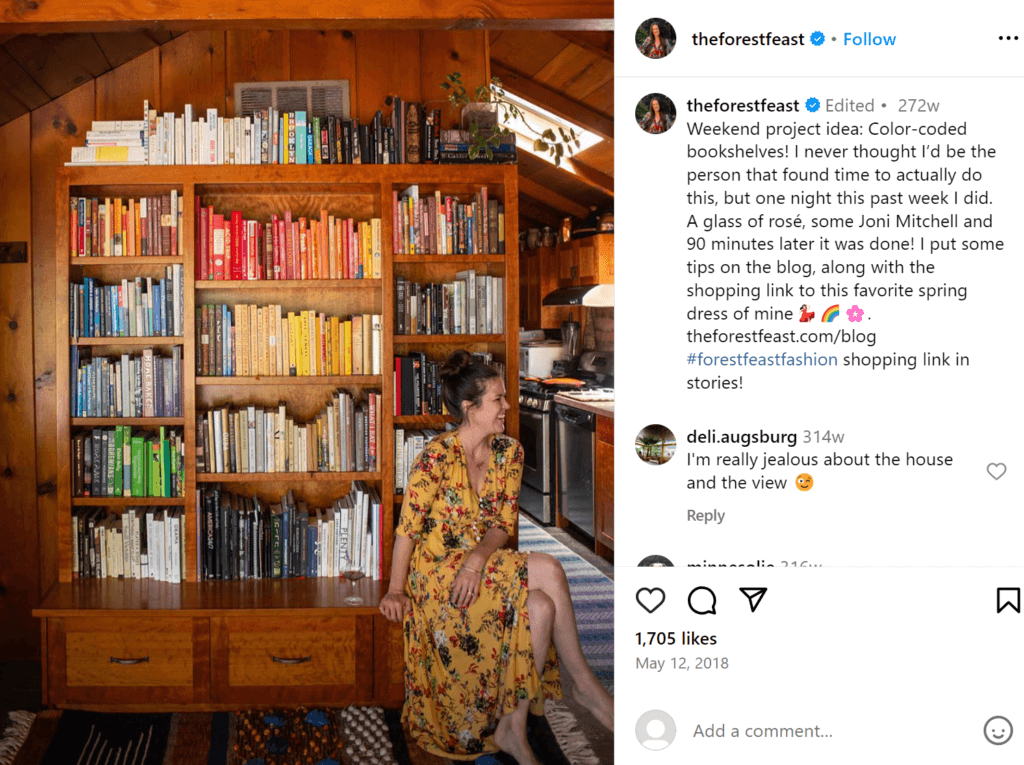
[0, 27, 612, 228]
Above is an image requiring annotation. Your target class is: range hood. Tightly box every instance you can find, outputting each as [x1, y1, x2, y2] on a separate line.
[542, 284, 614, 307]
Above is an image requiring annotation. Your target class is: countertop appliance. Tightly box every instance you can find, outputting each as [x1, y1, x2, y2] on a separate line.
[520, 342, 563, 379]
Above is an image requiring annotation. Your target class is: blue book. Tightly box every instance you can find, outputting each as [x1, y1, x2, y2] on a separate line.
[307, 523, 316, 577]
[295, 111, 307, 166]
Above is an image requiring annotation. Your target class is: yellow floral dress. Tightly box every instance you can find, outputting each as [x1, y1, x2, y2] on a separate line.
[397, 430, 561, 759]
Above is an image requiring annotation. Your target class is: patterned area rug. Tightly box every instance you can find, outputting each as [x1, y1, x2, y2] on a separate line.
[2, 707, 598, 765]
[0, 712, 35, 765]
[517, 515, 615, 691]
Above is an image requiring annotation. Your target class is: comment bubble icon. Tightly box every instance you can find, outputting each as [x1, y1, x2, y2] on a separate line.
[688, 586, 717, 615]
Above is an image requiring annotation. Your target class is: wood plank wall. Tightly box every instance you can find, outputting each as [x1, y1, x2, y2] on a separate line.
[1, 28, 487, 660]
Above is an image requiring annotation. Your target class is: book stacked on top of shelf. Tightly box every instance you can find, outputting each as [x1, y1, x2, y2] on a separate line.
[71, 347, 183, 418]
[197, 390, 381, 475]
[195, 199, 381, 281]
[67, 120, 149, 166]
[71, 267, 184, 339]
[394, 185, 505, 255]
[395, 271, 504, 336]
[70, 194, 184, 258]
[438, 129, 518, 165]
[71, 507, 185, 582]
[195, 484, 383, 581]
[73, 426, 184, 498]
[197, 305, 383, 378]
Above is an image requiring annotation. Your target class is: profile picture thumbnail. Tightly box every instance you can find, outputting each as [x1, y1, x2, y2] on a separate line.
[635, 424, 677, 465]
[636, 94, 676, 135]
[637, 18, 676, 59]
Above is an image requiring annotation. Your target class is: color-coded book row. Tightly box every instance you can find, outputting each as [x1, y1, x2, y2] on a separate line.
[71, 508, 185, 581]
[71, 347, 183, 418]
[72, 426, 184, 498]
[195, 199, 381, 281]
[70, 267, 184, 339]
[197, 484, 383, 582]
[197, 305, 383, 378]
[69, 194, 183, 257]
[197, 390, 381, 475]
[394, 186, 505, 255]
[395, 273, 505, 336]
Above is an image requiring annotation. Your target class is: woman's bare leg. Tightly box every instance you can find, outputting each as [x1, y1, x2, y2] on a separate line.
[528, 552, 614, 731]
[494, 591, 554, 765]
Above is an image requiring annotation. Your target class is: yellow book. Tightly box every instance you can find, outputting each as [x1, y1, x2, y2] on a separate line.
[256, 307, 265, 376]
[268, 304, 278, 377]
[352, 315, 363, 375]
[343, 320, 352, 376]
[279, 308, 289, 377]
[249, 305, 258, 377]
[300, 311, 311, 377]
[113, 199, 122, 256]
[371, 218, 382, 279]
[104, 198, 112, 257]
[236, 304, 247, 376]
[362, 223, 371, 279]
[133, 199, 141, 257]
[275, 304, 284, 376]
[331, 316, 341, 375]
[286, 313, 297, 376]
[283, 113, 290, 164]
[313, 313, 322, 376]
[320, 313, 328, 375]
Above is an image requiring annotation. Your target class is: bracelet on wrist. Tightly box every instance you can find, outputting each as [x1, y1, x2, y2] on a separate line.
[462, 566, 482, 574]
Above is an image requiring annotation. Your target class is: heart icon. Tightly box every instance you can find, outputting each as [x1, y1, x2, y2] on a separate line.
[636, 587, 666, 614]
[987, 463, 1007, 480]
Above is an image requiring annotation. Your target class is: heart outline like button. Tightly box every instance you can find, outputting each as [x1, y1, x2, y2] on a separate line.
[636, 587, 666, 614]
[987, 463, 1007, 480]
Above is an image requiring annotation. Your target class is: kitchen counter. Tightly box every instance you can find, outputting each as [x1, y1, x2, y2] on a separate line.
[553, 394, 614, 418]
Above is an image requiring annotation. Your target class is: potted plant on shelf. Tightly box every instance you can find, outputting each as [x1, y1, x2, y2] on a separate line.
[441, 71, 581, 166]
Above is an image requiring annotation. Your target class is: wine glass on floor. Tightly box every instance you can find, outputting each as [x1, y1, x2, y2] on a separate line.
[341, 551, 365, 605]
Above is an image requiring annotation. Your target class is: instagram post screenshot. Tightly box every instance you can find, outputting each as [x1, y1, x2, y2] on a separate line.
[0, 0, 1018, 764]
[618, 1, 1023, 763]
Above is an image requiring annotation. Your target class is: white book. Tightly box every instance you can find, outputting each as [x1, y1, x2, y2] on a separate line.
[315, 509, 324, 577]
[394, 427, 405, 492]
[144, 511, 155, 580]
[169, 510, 181, 583]
[246, 405, 257, 473]
[495, 277, 504, 333]
[217, 117, 224, 165]
[161, 511, 171, 582]
[206, 109, 218, 163]
[326, 508, 335, 578]
[175, 117, 184, 164]
[337, 501, 348, 573]
[184, 105, 193, 164]
[197, 118, 205, 165]
[213, 411, 224, 472]
[163, 112, 174, 164]
[245, 116, 252, 164]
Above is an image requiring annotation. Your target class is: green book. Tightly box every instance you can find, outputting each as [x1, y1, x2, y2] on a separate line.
[112, 426, 124, 497]
[131, 435, 146, 497]
[149, 438, 161, 498]
[162, 430, 171, 498]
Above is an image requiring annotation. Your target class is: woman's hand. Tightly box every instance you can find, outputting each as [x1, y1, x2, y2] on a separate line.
[380, 590, 412, 622]
[451, 559, 485, 608]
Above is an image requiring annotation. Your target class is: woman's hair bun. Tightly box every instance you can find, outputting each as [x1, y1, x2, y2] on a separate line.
[440, 350, 472, 382]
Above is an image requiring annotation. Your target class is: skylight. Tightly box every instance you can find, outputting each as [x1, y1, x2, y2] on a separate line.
[495, 88, 603, 170]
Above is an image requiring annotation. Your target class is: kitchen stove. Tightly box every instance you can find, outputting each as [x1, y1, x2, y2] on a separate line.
[517, 351, 613, 526]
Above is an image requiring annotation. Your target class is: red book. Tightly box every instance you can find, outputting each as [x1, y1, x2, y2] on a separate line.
[223, 222, 231, 281]
[273, 216, 283, 279]
[242, 220, 250, 280]
[341, 219, 348, 280]
[212, 213, 226, 280]
[231, 211, 243, 280]
[291, 221, 299, 281]
[284, 210, 293, 279]
[199, 206, 209, 281]
[270, 214, 282, 280]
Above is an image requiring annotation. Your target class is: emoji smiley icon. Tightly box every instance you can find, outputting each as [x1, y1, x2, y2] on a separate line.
[984, 716, 1012, 745]
[796, 474, 814, 492]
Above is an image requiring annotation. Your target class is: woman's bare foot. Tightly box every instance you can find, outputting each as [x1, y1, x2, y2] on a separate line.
[572, 676, 614, 731]
[494, 712, 541, 765]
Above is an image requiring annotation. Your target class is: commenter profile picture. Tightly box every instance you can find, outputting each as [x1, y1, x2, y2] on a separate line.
[636, 94, 675, 134]
[635, 424, 676, 465]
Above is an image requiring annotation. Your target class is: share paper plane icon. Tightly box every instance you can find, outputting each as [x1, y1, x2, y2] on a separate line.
[740, 587, 767, 613]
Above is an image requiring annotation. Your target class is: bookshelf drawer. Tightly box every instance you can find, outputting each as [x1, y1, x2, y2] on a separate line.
[46, 616, 207, 707]
[212, 615, 373, 704]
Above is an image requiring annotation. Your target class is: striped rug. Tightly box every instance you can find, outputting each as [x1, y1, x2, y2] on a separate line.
[517, 514, 614, 691]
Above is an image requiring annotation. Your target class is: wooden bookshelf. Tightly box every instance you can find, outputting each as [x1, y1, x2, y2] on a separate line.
[43, 163, 519, 710]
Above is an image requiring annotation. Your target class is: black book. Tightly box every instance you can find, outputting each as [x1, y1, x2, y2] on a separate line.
[322, 117, 331, 164]
[298, 501, 308, 579]
[340, 119, 351, 164]
[327, 116, 337, 164]
[401, 356, 415, 415]
[351, 119, 361, 164]
[210, 487, 221, 580]
[373, 110, 383, 165]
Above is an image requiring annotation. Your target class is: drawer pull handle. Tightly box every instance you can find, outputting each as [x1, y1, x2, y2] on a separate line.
[271, 655, 312, 665]
[110, 656, 149, 665]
